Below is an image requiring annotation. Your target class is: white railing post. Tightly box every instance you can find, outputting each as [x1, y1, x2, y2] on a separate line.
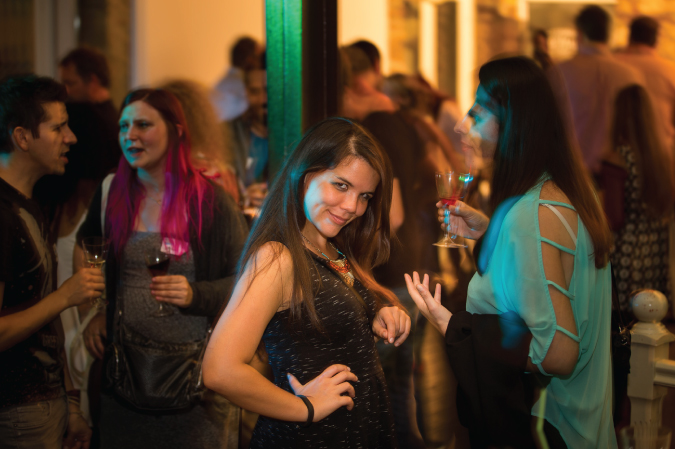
[627, 289, 675, 426]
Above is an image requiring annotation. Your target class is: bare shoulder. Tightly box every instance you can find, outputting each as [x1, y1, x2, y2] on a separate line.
[539, 180, 572, 204]
[247, 241, 294, 279]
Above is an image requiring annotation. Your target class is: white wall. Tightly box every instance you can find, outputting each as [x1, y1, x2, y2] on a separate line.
[130, 0, 265, 89]
[338, 0, 390, 75]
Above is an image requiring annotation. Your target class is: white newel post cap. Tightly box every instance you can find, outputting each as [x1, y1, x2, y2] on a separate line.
[630, 290, 674, 345]
[631, 290, 668, 323]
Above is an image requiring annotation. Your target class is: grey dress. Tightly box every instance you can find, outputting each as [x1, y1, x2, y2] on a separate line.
[99, 232, 222, 449]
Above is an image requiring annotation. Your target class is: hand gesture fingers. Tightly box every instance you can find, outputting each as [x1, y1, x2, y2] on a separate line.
[372, 307, 411, 346]
[149, 275, 193, 308]
[395, 309, 412, 346]
[404, 272, 451, 336]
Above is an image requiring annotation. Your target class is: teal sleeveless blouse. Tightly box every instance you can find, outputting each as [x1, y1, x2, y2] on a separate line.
[466, 182, 617, 449]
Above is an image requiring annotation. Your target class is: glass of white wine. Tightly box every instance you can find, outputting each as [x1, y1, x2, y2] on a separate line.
[82, 237, 109, 308]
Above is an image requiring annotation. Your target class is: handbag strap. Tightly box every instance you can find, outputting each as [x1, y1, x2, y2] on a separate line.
[100, 173, 114, 237]
[610, 268, 627, 331]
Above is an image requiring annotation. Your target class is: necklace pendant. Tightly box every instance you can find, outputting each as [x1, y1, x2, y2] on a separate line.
[328, 258, 355, 287]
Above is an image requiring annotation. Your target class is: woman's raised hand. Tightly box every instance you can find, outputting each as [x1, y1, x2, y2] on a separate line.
[404, 272, 451, 336]
[437, 200, 489, 240]
[150, 275, 193, 308]
[287, 364, 358, 422]
[372, 306, 411, 346]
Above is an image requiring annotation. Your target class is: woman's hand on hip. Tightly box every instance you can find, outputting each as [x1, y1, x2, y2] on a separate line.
[437, 200, 489, 240]
[83, 313, 106, 360]
[372, 306, 411, 346]
[150, 275, 193, 308]
[287, 364, 358, 421]
[404, 272, 451, 336]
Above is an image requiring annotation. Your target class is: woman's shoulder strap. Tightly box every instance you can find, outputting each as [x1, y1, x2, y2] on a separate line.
[100, 173, 115, 234]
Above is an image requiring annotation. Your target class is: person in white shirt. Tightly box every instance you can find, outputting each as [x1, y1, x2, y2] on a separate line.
[212, 37, 263, 122]
[616, 16, 675, 162]
[552, 5, 645, 173]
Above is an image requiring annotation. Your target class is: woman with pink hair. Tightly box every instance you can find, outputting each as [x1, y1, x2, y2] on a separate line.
[76, 88, 248, 448]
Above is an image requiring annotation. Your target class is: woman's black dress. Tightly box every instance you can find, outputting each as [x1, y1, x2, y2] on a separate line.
[250, 252, 397, 449]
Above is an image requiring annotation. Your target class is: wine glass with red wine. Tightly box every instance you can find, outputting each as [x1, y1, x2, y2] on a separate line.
[434, 171, 474, 248]
[144, 248, 174, 317]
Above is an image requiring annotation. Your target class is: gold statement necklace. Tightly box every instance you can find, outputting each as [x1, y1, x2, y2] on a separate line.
[301, 234, 355, 286]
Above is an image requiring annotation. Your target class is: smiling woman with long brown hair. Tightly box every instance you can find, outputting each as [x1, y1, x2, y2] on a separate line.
[204, 117, 411, 448]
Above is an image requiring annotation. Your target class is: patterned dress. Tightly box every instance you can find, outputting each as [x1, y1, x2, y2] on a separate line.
[250, 252, 397, 449]
[610, 145, 670, 310]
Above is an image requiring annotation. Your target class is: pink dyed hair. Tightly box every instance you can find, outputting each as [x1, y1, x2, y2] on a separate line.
[106, 88, 214, 256]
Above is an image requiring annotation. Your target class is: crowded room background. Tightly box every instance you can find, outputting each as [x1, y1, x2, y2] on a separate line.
[2, 1, 675, 448]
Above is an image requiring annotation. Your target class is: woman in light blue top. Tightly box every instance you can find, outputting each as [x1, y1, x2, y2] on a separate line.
[405, 56, 616, 448]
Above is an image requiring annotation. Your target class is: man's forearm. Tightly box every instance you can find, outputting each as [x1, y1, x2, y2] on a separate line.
[0, 290, 68, 352]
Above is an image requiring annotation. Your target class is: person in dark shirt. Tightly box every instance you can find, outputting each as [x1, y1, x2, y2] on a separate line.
[35, 47, 120, 235]
[0, 74, 104, 449]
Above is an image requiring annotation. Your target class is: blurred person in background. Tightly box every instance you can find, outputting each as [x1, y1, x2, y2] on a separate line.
[212, 36, 263, 122]
[76, 88, 247, 449]
[603, 85, 674, 310]
[599, 84, 675, 427]
[341, 45, 395, 121]
[381, 73, 474, 449]
[226, 51, 269, 214]
[615, 16, 675, 319]
[384, 74, 467, 172]
[161, 79, 240, 204]
[532, 29, 553, 70]
[54, 47, 121, 183]
[342, 45, 438, 448]
[616, 16, 675, 169]
[552, 5, 644, 174]
[348, 40, 384, 88]
[0, 74, 104, 449]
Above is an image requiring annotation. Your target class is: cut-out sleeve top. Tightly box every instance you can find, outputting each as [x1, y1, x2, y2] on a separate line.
[466, 181, 616, 449]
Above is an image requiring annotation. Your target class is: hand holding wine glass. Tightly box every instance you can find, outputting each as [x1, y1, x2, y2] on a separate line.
[433, 172, 474, 247]
[82, 237, 109, 308]
[436, 200, 489, 241]
[144, 248, 174, 317]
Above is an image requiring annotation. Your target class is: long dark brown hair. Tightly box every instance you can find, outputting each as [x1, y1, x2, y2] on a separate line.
[612, 85, 675, 219]
[239, 117, 398, 331]
[480, 56, 612, 268]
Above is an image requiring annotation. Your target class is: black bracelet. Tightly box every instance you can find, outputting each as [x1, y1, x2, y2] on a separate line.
[297, 395, 314, 427]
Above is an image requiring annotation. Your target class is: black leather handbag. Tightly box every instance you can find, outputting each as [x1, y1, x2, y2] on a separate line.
[105, 305, 211, 412]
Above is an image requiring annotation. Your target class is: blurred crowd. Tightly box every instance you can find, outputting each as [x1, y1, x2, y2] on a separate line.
[1, 4, 674, 449]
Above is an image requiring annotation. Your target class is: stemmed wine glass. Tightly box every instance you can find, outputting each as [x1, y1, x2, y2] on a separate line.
[433, 171, 474, 248]
[82, 237, 109, 308]
[144, 248, 174, 317]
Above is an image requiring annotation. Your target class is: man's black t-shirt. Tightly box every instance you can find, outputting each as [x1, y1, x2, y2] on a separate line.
[0, 177, 64, 408]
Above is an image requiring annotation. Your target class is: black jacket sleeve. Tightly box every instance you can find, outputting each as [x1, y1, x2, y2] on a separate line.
[185, 187, 248, 317]
[445, 310, 539, 448]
